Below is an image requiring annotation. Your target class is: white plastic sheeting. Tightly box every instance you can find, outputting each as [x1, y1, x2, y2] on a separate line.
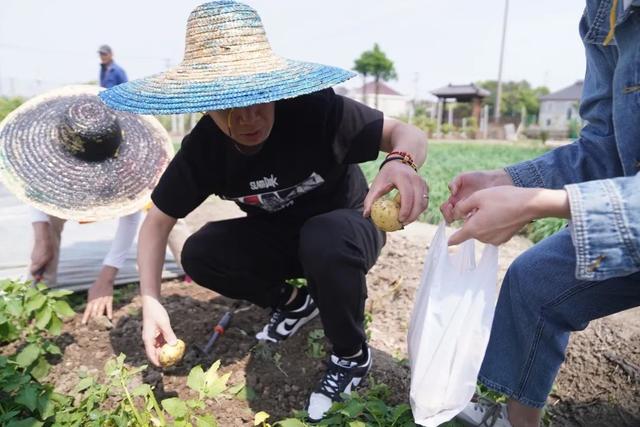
[0, 183, 182, 291]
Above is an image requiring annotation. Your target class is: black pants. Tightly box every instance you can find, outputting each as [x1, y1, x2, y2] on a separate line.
[181, 209, 385, 356]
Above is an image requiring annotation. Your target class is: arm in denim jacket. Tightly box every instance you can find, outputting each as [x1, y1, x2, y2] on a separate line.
[565, 173, 640, 281]
[505, 12, 623, 189]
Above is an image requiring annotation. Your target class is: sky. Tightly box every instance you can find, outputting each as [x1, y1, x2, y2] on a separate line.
[0, 0, 587, 100]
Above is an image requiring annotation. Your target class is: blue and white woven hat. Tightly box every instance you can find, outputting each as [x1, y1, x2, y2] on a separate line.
[100, 0, 356, 114]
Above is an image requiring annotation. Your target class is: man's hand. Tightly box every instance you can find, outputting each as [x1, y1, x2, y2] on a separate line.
[82, 265, 117, 324]
[142, 296, 178, 367]
[440, 169, 514, 223]
[30, 222, 54, 281]
[448, 186, 569, 246]
[363, 161, 429, 226]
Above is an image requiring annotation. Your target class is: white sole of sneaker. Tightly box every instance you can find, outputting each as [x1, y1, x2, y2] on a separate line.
[288, 307, 319, 338]
[307, 368, 371, 423]
[255, 307, 320, 343]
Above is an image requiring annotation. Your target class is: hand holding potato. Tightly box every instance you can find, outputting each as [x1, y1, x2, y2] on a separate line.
[141, 296, 179, 367]
[159, 339, 186, 367]
[364, 159, 429, 228]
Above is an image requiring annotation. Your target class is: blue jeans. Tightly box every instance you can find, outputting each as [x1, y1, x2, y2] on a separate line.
[478, 229, 640, 408]
[483, 1, 640, 408]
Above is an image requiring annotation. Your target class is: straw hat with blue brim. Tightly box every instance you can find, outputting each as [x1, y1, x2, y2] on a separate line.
[0, 85, 173, 222]
[99, 0, 356, 115]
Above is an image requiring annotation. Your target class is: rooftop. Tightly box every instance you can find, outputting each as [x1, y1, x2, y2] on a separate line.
[355, 81, 403, 96]
[540, 81, 583, 101]
[431, 83, 491, 99]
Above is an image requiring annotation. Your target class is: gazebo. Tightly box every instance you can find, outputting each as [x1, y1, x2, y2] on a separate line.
[430, 83, 490, 125]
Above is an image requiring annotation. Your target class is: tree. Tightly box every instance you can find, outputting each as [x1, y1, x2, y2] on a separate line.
[353, 43, 397, 109]
[477, 80, 549, 120]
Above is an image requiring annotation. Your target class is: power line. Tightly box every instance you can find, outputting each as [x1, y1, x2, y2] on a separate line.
[495, 0, 509, 123]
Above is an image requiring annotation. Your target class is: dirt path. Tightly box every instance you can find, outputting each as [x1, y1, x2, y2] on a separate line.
[30, 198, 640, 426]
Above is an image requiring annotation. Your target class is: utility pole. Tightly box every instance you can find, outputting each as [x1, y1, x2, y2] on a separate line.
[411, 72, 419, 124]
[495, 0, 509, 123]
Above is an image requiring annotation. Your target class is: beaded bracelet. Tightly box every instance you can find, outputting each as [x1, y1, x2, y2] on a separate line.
[379, 155, 418, 172]
[387, 150, 412, 159]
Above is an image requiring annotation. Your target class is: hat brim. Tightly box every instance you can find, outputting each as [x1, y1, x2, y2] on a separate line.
[0, 85, 173, 222]
[99, 59, 355, 114]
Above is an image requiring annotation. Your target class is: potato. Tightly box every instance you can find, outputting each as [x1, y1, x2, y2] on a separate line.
[159, 339, 186, 367]
[371, 195, 403, 232]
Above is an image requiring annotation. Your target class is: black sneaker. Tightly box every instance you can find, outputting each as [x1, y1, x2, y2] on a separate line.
[307, 344, 372, 422]
[255, 290, 319, 343]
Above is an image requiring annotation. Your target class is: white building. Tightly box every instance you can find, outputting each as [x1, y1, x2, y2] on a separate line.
[341, 81, 410, 118]
[539, 81, 583, 132]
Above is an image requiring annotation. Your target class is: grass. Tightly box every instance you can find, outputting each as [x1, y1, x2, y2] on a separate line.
[360, 140, 549, 225]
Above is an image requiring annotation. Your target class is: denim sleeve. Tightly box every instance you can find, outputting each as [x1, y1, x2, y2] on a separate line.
[565, 173, 640, 281]
[505, 9, 624, 189]
[505, 137, 623, 189]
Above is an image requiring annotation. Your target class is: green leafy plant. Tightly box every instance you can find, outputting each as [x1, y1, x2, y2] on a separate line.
[527, 218, 567, 244]
[0, 354, 71, 426]
[441, 123, 457, 135]
[62, 354, 230, 427]
[0, 280, 234, 427]
[540, 130, 549, 144]
[276, 382, 420, 427]
[0, 279, 75, 377]
[0, 280, 76, 425]
[364, 311, 373, 341]
[306, 329, 326, 359]
[411, 115, 437, 136]
[285, 278, 308, 289]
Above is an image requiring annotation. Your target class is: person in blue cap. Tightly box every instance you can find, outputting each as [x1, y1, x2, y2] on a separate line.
[98, 44, 128, 89]
[100, 1, 429, 421]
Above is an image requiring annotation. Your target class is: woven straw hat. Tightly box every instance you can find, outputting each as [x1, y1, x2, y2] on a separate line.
[0, 85, 173, 222]
[99, 0, 356, 114]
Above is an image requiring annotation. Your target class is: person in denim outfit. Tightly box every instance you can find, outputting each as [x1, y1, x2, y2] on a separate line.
[440, 1, 640, 426]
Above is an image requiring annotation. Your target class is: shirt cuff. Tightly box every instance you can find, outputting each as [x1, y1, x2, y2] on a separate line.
[504, 160, 546, 188]
[565, 179, 640, 280]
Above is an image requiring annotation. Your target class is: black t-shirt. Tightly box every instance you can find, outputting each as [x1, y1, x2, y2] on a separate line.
[151, 88, 384, 222]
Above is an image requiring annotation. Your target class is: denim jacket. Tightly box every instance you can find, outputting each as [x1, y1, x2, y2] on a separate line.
[505, 0, 640, 281]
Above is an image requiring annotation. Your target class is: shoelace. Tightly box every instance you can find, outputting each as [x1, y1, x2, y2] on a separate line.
[318, 360, 352, 400]
[473, 397, 506, 427]
[267, 308, 285, 331]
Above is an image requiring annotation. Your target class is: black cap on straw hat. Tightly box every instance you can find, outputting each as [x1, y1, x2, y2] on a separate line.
[0, 85, 173, 222]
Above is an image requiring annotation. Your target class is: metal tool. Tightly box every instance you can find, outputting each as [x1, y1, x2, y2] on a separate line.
[196, 311, 233, 356]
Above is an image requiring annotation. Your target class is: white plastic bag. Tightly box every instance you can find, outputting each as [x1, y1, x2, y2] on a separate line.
[408, 222, 499, 427]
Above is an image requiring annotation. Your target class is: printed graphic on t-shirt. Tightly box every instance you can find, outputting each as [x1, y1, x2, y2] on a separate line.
[226, 172, 325, 212]
[249, 174, 279, 190]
